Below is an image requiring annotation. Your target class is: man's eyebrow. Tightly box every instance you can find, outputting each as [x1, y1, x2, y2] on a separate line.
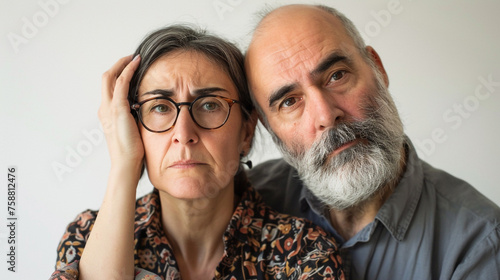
[268, 84, 297, 109]
[311, 52, 348, 76]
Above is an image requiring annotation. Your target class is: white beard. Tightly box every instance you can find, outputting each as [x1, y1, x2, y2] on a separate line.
[269, 72, 405, 210]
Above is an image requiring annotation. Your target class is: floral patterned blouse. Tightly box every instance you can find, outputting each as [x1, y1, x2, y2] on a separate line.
[50, 185, 344, 280]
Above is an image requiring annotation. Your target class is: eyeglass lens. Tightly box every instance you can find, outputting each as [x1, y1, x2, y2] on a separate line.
[139, 96, 231, 131]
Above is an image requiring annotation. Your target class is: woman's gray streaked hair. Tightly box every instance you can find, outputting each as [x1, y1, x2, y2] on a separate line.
[128, 24, 253, 120]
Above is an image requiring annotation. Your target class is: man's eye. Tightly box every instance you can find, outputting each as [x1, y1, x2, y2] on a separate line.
[280, 97, 298, 108]
[330, 70, 346, 82]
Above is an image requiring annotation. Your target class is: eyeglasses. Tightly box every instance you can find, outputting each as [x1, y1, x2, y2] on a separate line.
[131, 95, 241, 133]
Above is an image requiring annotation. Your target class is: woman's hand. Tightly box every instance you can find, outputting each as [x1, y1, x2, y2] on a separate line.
[99, 55, 143, 168]
[80, 56, 143, 279]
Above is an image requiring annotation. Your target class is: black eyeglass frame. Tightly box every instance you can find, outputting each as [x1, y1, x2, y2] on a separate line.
[131, 94, 241, 133]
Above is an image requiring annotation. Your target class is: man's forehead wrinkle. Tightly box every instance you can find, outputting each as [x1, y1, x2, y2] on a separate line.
[274, 47, 314, 78]
[269, 32, 328, 81]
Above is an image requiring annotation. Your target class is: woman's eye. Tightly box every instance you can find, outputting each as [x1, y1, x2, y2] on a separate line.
[330, 70, 346, 82]
[201, 102, 219, 111]
[152, 105, 168, 113]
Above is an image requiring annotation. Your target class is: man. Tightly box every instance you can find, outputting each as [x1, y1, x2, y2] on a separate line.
[245, 4, 500, 279]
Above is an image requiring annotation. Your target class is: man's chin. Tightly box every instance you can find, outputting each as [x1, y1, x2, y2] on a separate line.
[306, 178, 381, 211]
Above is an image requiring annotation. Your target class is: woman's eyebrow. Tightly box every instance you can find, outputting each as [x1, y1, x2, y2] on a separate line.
[192, 87, 229, 96]
[141, 89, 174, 97]
[141, 87, 229, 99]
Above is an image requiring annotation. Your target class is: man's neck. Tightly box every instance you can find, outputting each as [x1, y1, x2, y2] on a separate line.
[329, 146, 408, 241]
[328, 186, 393, 240]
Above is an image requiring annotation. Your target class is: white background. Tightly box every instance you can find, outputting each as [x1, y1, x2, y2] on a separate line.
[1, 0, 499, 278]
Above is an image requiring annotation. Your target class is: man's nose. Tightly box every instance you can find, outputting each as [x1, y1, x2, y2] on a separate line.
[307, 88, 344, 132]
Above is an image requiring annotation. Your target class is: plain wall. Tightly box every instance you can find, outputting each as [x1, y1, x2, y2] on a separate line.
[1, 0, 499, 278]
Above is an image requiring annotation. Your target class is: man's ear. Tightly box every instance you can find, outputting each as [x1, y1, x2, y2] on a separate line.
[366, 46, 389, 87]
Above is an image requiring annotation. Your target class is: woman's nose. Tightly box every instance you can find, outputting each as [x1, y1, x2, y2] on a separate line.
[171, 106, 199, 145]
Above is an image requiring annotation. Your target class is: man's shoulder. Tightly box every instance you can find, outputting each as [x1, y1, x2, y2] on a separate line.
[248, 158, 296, 189]
[250, 158, 294, 175]
[247, 158, 305, 214]
[414, 160, 500, 278]
[420, 160, 500, 226]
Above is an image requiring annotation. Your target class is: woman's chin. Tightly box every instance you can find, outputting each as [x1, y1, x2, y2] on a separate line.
[155, 177, 229, 201]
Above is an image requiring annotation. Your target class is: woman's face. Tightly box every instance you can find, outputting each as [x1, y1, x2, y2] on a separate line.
[137, 50, 253, 200]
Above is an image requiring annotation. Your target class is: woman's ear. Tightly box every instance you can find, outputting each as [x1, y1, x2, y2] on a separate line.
[240, 111, 258, 154]
[366, 46, 389, 87]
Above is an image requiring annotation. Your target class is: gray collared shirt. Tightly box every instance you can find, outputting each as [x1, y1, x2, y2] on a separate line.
[249, 138, 500, 279]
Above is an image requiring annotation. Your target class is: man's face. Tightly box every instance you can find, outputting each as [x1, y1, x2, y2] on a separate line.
[246, 6, 405, 209]
[246, 7, 385, 156]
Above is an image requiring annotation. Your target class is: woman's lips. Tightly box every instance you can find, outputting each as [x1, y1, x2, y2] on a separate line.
[168, 160, 206, 169]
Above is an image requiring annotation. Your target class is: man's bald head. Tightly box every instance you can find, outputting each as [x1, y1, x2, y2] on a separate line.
[245, 4, 375, 125]
[251, 5, 368, 59]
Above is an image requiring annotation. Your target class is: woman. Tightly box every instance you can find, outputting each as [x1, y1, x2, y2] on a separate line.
[50, 25, 344, 280]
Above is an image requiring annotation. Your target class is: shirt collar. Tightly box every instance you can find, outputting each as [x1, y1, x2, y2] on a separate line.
[374, 138, 424, 241]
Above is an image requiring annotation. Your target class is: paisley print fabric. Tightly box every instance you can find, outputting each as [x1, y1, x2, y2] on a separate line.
[50, 185, 344, 279]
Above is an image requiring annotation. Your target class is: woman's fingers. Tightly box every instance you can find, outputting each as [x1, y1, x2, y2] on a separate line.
[98, 55, 145, 165]
[101, 54, 141, 105]
[99, 55, 141, 120]
[112, 54, 141, 103]
[101, 55, 131, 104]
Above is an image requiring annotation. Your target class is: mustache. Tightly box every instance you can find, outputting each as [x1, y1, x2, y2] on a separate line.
[307, 118, 376, 167]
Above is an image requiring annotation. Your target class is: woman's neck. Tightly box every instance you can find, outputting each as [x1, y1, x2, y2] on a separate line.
[158, 185, 236, 280]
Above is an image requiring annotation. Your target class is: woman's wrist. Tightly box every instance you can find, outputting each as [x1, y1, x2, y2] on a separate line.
[106, 162, 143, 194]
[110, 161, 143, 176]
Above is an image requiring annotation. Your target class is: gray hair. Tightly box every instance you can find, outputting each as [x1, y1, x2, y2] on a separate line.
[128, 24, 253, 120]
[314, 5, 370, 61]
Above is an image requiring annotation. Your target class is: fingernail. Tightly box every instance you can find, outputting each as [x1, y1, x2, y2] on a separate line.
[133, 54, 140, 61]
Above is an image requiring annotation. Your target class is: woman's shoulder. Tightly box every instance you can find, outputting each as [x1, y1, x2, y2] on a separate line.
[62, 189, 158, 235]
[240, 185, 344, 279]
[64, 209, 99, 233]
[55, 209, 98, 270]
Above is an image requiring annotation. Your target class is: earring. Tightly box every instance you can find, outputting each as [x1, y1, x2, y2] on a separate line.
[240, 151, 253, 169]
